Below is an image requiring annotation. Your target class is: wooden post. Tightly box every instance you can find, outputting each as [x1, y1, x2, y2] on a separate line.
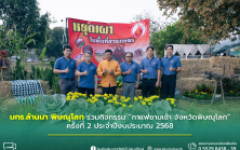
[211, 79, 226, 109]
[211, 79, 218, 104]
[220, 80, 226, 109]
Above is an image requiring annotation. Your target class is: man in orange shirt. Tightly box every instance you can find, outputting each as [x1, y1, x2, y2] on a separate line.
[97, 49, 121, 95]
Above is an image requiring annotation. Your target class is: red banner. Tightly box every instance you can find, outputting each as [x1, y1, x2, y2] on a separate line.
[68, 17, 149, 66]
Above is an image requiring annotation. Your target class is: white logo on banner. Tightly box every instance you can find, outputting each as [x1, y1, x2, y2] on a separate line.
[188, 142, 197, 150]
[131, 22, 147, 39]
[91, 145, 96, 150]
[3, 142, 17, 150]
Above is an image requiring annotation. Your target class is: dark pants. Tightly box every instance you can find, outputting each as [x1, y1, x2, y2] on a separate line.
[102, 86, 117, 95]
[77, 86, 94, 97]
[142, 78, 157, 98]
[161, 75, 176, 99]
[58, 78, 76, 95]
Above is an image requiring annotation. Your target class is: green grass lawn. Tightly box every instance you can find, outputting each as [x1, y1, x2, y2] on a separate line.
[176, 98, 240, 124]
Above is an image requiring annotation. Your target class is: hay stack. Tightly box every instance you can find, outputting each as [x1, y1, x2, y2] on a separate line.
[0, 57, 13, 81]
[39, 80, 50, 95]
[238, 58, 240, 68]
[178, 59, 210, 80]
[176, 78, 215, 94]
[181, 58, 211, 70]
[178, 63, 236, 80]
[211, 67, 235, 75]
[199, 58, 211, 68]
[116, 88, 122, 96]
[210, 57, 240, 69]
[135, 89, 142, 96]
[95, 88, 102, 94]
[176, 57, 239, 94]
[0, 80, 50, 97]
[0, 81, 13, 98]
[177, 69, 204, 80]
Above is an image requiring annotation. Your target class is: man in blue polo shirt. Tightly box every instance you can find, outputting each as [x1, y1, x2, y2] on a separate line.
[140, 46, 161, 98]
[53, 45, 76, 95]
[161, 44, 182, 98]
[120, 52, 140, 102]
[75, 51, 97, 97]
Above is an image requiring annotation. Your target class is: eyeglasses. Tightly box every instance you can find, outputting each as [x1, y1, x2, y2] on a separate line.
[125, 56, 133, 58]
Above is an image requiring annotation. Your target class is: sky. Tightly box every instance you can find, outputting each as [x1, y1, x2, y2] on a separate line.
[38, 0, 178, 29]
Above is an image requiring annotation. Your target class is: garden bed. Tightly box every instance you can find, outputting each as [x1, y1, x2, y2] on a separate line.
[36, 93, 178, 118]
[95, 88, 142, 96]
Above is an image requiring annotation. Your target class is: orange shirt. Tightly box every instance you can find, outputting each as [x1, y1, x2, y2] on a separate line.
[97, 60, 121, 87]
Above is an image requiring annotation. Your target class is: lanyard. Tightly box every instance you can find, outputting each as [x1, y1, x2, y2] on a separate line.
[146, 58, 153, 69]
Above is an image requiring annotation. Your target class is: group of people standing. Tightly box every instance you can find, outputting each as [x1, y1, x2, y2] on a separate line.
[53, 44, 181, 100]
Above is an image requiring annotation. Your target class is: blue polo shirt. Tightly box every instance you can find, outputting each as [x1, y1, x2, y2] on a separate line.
[120, 61, 140, 82]
[161, 55, 181, 75]
[77, 61, 97, 89]
[54, 56, 76, 79]
[140, 56, 161, 79]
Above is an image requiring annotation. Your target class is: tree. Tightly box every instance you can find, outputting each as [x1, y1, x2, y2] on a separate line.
[0, 26, 8, 50]
[157, 0, 240, 43]
[0, 0, 51, 49]
[150, 21, 207, 56]
[43, 27, 64, 58]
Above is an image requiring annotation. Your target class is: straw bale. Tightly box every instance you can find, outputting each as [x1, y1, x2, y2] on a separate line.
[0, 81, 13, 98]
[0, 80, 50, 97]
[211, 67, 235, 75]
[199, 58, 211, 68]
[177, 69, 205, 80]
[116, 88, 122, 96]
[176, 78, 214, 94]
[39, 80, 50, 95]
[95, 88, 102, 94]
[181, 58, 211, 70]
[135, 89, 142, 96]
[177, 67, 235, 80]
[0, 57, 13, 81]
[210, 57, 240, 69]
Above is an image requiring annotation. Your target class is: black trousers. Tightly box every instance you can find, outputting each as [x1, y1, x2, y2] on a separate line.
[77, 86, 94, 97]
[58, 78, 76, 95]
[102, 86, 117, 95]
[142, 78, 157, 98]
[161, 75, 176, 99]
